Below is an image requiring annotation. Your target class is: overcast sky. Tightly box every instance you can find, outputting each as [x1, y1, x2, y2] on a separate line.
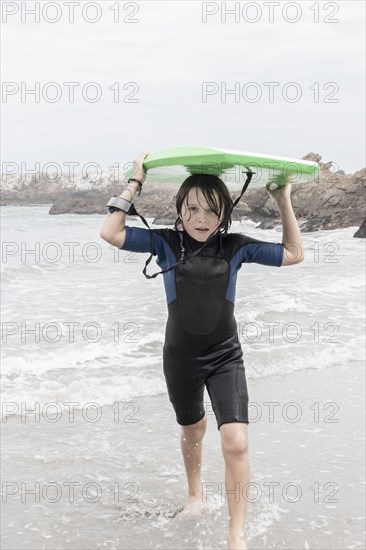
[2, 1, 365, 176]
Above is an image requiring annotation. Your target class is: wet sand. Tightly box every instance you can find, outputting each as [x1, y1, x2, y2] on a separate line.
[1, 362, 365, 549]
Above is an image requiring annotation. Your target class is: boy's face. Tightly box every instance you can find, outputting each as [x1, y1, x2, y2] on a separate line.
[180, 187, 223, 242]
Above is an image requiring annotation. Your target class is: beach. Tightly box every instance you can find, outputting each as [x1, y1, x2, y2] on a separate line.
[3, 0, 366, 547]
[2, 362, 365, 550]
[1, 206, 365, 549]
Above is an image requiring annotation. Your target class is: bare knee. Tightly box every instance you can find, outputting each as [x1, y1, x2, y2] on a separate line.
[181, 415, 207, 443]
[220, 424, 249, 460]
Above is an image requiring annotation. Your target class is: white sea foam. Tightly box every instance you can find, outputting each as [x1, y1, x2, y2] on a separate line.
[1, 208, 365, 413]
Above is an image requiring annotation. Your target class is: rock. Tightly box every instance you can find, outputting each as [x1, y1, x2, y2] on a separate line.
[302, 152, 322, 163]
[1, 154, 365, 233]
[242, 163, 365, 232]
[153, 218, 176, 226]
[354, 218, 366, 238]
[256, 219, 279, 230]
[49, 194, 107, 215]
[321, 161, 334, 171]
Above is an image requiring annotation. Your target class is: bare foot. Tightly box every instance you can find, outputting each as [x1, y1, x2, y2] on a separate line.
[227, 533, 247, 549]
[176, 497, 205, 519]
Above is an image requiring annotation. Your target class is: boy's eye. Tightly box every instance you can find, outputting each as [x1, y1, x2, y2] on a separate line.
[189, 207, 218, 214]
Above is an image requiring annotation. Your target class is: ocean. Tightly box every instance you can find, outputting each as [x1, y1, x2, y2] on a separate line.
[1, 205, 364, 408]
[1, 205, 365, 549]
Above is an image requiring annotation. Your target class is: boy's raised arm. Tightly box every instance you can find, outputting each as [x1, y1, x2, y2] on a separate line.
[100, 150, 149, 249]
[267, 183, 304, 266]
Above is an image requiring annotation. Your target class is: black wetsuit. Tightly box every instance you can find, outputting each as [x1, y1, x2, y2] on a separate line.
[120, 226, 284, 430]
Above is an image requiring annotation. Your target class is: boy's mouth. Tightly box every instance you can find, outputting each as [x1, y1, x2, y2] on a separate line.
[195, 228, 209, 232]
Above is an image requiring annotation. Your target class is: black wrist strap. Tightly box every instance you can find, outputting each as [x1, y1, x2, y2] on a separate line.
[127, 178, 143, 196]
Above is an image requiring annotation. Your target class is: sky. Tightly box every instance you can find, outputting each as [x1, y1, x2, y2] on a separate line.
[1, 0, 365, 177]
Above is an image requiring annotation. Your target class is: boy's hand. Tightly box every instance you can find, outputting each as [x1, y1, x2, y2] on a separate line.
[132, 150, 151, 182]
[266, 182, 292, 206]
[265, 181, 304, 265]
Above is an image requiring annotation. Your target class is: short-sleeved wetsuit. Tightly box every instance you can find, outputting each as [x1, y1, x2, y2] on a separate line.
[120, 226, 284, 430]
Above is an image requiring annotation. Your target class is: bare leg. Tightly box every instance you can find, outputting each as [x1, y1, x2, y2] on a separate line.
[220, 423, 250, 550]
[179, 414, 207, 515]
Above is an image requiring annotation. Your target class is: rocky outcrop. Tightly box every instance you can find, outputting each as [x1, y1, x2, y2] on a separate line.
[237, 155, 365, 234]
[247, 162, 365, 233]
[354, 218, 366, 238]
[1, 154, 365, 236]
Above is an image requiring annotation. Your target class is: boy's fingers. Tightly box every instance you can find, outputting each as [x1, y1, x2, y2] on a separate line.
[134, 151, 150, 164]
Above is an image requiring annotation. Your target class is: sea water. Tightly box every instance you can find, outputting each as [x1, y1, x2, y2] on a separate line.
[1, 206, 365, 550]
[1, 205, 364, 410]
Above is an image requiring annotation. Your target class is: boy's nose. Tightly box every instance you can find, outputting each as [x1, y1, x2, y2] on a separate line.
[197, 210, 208, 221]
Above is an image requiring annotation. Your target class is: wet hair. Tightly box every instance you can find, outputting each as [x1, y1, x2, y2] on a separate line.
[173, 174, 233, 235]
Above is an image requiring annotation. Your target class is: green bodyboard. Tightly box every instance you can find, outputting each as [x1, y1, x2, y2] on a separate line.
[124, 146, 319, 190]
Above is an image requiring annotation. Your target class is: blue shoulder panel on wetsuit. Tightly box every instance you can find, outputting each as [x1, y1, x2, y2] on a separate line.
[237, 239, 284, 267]
[120, 226, 178, 303]
[226, 235, 284, 302]
[120, 225, 152, 253]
